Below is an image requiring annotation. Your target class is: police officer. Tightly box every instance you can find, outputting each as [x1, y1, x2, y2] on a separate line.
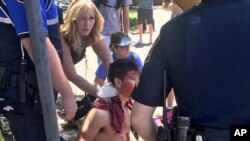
[131, 0, 250, 141]
[0, 0, 77, 141]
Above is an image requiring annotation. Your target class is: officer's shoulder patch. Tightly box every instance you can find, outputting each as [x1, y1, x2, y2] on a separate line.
[144, 36, 160, 64]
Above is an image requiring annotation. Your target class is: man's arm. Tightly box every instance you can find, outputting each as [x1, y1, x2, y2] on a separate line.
[131, 34, 168, 141]
[131, 101, 157, 141]
[122, 6, 130, 35]
[21, 37, 77, 121]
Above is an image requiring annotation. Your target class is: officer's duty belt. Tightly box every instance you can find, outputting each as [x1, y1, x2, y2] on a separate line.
[10, 71, 37, 88]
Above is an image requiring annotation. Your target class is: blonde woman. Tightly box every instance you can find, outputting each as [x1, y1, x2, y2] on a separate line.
[60, 0, 112, 97]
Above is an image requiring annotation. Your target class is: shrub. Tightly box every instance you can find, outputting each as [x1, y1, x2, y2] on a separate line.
[129, 6, 138, 30]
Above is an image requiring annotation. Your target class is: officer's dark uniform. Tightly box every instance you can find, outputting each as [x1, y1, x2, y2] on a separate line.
[0, 0, 61, 140]
[132, 0, 250, 140]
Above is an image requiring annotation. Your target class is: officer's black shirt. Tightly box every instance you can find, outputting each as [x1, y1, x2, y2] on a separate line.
[132, 0, 250, 128]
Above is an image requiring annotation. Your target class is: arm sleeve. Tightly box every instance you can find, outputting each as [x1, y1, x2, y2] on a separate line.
[45, 0, 59, 25]
[95, 62, 107, 80]
[5, 0, 48, 38]
[132, 52, 144, 71]
[131, 35, 171, 107]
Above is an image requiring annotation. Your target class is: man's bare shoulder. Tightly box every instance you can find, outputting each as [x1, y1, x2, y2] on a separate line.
[87, 107, 110, 122]
[82, 108, 111, 133]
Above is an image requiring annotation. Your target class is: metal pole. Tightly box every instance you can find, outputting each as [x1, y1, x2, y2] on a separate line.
[24, 0, 60, 141]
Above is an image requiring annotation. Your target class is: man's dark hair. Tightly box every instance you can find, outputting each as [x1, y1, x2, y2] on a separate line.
[108, 59, 139, 84]
[110, 32, 131, 46]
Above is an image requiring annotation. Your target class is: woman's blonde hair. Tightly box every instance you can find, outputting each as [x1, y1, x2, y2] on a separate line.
[60, 0, 104, 50]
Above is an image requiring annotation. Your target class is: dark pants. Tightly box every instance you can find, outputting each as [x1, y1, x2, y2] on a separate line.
[0, 86, 47, 141]
[0, 67, 57, 141]
[202, 127, 229, 141]
[137, 8, 154, 24]
[2, 111, 46, 141]
[189, 127, 229, 141]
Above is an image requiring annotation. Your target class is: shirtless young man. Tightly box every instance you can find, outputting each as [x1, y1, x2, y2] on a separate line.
[77, 59, 140, 141]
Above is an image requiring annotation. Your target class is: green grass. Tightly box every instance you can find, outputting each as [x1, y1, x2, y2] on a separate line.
[129, 6, 138, 31]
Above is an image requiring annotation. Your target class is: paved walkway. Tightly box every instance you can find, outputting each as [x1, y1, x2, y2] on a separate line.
[57, 6, 173, 141]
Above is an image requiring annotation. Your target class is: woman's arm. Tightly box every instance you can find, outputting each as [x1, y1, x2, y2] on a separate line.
[61, 36, 98, 97]
[92, 38, 113, 74]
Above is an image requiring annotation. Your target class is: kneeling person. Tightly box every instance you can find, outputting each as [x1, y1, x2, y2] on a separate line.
[94, 32, 143, 87]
